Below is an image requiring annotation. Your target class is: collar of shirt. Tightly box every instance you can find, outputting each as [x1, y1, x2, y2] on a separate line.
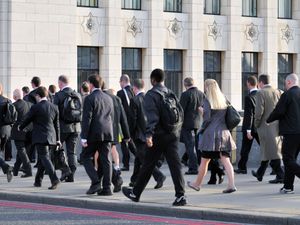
[40, 97, 47, 102]
[91, 88, 100, 93]
[136, 91, 144, 96]
[263, 84, 271, 88]
[61, 86, 70, 91]
[249, 88, 258, 93]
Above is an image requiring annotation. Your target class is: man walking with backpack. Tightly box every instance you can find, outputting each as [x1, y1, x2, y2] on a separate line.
[122, 69, 186, 206]
[54, 75, 82, 182]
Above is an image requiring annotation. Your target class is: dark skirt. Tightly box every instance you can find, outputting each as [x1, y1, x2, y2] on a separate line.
[201, 151, 231, 159]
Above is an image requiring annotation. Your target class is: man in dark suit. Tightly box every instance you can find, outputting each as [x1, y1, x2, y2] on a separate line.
[235, 76, 260, 174]
[11, 89, 33, 177]
[180, 77, 204, 174]
[54, 75, 81, 182]
[122, 69, 186, 206]
[117, 74, 136, 171]
[129, 79, 166, 189]
[22, 86, 30, 102]
[0, 84, 13, 182]
[27, 76, 41, 104]
[267, 74, 300, 194]
[80, 74, 114, 196]
[19, 86, 60, 189]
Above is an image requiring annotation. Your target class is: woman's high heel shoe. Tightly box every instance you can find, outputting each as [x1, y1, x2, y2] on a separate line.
[187, 181, 200, 191]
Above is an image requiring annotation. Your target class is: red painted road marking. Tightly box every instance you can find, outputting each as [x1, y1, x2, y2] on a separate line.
[0, 200, 240, 225]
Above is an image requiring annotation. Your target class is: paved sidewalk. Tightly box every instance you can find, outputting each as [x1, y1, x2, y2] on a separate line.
[0, 163, 299, 225]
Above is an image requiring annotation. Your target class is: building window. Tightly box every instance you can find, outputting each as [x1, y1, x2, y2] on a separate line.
[122, 48, 142, 82]
[204, 0, 220, 15]
[242, 0, 257, 17]
[164, 50, 183, 96]
[278, 0, 292, 19]
[164, 0, 182, 13]
[278, 53, 293, 91]
[77, 0, 98, 7]
[242, 52, 258, 108]
[122, 0, 141, 10]
[77, 47, 99, 91]
[204, 51, 222, 88]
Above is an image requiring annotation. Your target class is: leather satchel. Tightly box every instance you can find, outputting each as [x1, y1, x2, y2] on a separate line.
[225, 104, 241, 130]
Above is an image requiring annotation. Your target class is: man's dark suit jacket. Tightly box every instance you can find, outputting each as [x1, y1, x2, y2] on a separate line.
[11, 99, 32, 141]
[267, 86, 300, 135]
[27, 89, 38, 104]
[104, 90, 130, 143]
[0, 95, 12, 138]
[53, 87, 81, 133]
[19, 100, 60, 145]
[117, 85, 134, 117]
[81, 89, 114, 143]
[129, 92, 147, 142]
[180, 87, 204, 130]
[242, 90, 258, 133]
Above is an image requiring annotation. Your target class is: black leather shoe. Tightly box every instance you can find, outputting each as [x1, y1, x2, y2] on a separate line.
[172, 196, 187, 206]
[34, 182, 41, 187]
[154, 175, 166, 189]
[60, 171, 72, 182]
[86, 184, 101, 195]
[251, 170, 262, 182]
[269, 178, 283, 184]
[7, 167, 13, 183]
[121, 167, 129, 171]
[223, 187, 237, 193]
[48, 180, 60, 190]
[234, 168, 247, 174]
[21, 173, 32, 178]
[129, 182, 135, 187]
[207, 179, 217, 185]
[97, 189, 113, 196]
[122, 187, 139, 202]
[113, 177, 123, 193]
[185, 170, 198, 175]
[65, 174, 74, 183]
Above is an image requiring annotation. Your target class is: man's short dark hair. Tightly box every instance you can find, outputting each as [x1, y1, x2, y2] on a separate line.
[22, 86, 30, 94]
[150, 69, 165, 83]
[58, 75, 69, 84]
[133, 79, 144, 90]
[184, 77, 194, 87]
[88, 74, 103, 89]
[31, 76, 41, 87]
[258, 74, 270, 85]
[35, 86, 48, 98]
[81, 81, 89, 93]
[48, 85, 56, 94]
[247, 76, 258, 86]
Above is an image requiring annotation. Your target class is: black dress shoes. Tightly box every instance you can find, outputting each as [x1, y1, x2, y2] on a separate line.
[154, 175, 166, 189]
[234, 168, 247, 174]
[269, 178, 283, 184]
[48, 180, 60, 190]
[251, 170, 263, 182]
[122, 187, 139, 202]
[7, 167, 13, 183]
[86, 183, 101, 195]
[121, 167, 129, 171]
[97, 189, 113, 196]
[223, 187, 237, 193]
[34, 182, 41, 187]
[21, 173, 32, 178]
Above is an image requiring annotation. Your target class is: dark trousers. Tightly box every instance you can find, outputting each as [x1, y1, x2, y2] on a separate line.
[180, 128, 199, 171]
[61, 132, 79, 172]
[133, 134, 185, 198]
[256, 159, 284, 179]
[209, 159, 224, 181]
[121, 139, 136, 169]
[281, 134, 300, 190]
[130, 140, 164, 184]
[238, 131, 260, 170]
[0, 137, 10, 173]
[4, 138, 12, 160]
[81, 141, 112, 190]
[35, 144, 59, 185]
[13, 140, 32, 175]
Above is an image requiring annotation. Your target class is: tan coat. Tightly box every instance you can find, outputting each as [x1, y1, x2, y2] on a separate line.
[254, 85, 282, 161]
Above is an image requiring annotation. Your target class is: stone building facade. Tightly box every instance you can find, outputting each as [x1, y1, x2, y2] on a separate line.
[0, 0, 300, 109]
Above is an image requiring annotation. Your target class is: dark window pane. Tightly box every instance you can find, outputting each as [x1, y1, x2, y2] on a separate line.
[122, 48, 142, 81]
[278, 53, 293, 91]
[204, 51, 222, 88]
[164, 0, 182, 12]
[278, 0, 292, 19]
[122, 0, 141, 10]
[77, 0, 98, 7]
[242, 0, 257, 17]
[204, 0, 220, 15]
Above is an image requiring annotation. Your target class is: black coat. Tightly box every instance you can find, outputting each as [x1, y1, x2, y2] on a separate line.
[242, 90, 258, 133]
[27, 89, 38, 104]
[267, 86, 300, 135]
[129, 92, 147, 142]
[0, 95, 12, 138]
[53, 87, 81, 133]
[179, 87, 204, 130]
[104, 90, 130, 143]
[117, 85, 134, 117]
[11, 99, 32, 141]
[81, 89, 114, 143]
[19, 100, 60, 145]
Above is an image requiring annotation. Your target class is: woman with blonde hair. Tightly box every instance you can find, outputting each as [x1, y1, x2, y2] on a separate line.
[187, 79, 237, 193]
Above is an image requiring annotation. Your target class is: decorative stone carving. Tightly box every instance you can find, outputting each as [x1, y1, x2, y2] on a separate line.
[208, 21, 222, 40]
[81, 12, 100, 36]
[167, 18, 183, 39]
[281, 25, 294, 44]
[127, 16, 142, 37]
[244, 23, 259, 43]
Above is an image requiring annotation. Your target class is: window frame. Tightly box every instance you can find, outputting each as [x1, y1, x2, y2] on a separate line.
[164, 0, 182, 13]
[121, 0, 141, 10]
[122, 48, 143, 82]
[242, 0, 257, 17]
[278, 0, 292, 19]
[204, 0, 221, 15]
[278, 53, 293, 91]
[204, 51, 222, 89]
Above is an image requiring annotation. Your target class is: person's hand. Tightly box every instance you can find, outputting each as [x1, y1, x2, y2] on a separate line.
[56, 141, 62, 149]
[198, 106, 204, 115]
[247, 132, 253, 140]
[81, 139, 88, 148]
[146, 137, 153, 148]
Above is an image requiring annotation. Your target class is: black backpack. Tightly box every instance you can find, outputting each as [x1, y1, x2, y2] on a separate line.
[61, 91, 82, 124]
[151, 89, 183, 134]
[1, 101, 17, 125]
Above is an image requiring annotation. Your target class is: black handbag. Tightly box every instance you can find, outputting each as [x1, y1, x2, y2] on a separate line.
[52, 147, 68, 170]
[225, 104, 241, 130]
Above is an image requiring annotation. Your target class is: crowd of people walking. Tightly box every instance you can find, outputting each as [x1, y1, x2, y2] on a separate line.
[0, 69, 300, 206]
